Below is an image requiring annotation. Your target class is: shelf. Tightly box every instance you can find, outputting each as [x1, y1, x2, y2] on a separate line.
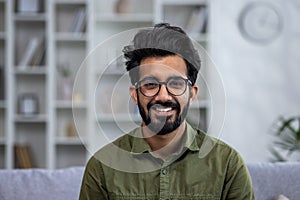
[14, 67, 47, 75]
[55, 0, 87, 5]
[14, 114, 48, 123]
[161, 0, 207, 6]
[55, 32, 87, 42]
[14, 13, 47, 22]
[94, 13, 154, 22]
[97, 113, 141, 122]
[56, 100, 86, 109]
[55, 137, 84, 145]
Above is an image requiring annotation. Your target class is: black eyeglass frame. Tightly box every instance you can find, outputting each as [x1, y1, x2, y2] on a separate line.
[134, 76, 192, 97]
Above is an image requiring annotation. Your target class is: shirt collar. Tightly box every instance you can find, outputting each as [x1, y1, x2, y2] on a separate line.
[130, 122, 200, 154]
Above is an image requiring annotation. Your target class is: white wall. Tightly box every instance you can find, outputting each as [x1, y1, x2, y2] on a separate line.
[209, 0, 300, 162]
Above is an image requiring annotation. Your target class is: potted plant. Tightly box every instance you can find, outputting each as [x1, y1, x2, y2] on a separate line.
[270, 116, 300, 162]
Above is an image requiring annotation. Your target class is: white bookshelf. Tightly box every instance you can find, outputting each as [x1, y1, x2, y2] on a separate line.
[0, 0, 211, 169]
[50, 0, 89, 169]
[0, 0, 8, 169]
[9, 0, 50, 169]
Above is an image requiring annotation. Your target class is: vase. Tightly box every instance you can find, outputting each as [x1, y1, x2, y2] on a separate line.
[61, 77, 73, 101]
[114, 0, 131, 14]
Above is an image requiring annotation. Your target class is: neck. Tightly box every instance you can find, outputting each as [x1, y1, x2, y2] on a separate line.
[142, 121, 186, 160]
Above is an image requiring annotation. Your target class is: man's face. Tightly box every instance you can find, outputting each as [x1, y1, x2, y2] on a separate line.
[130, 55, 198, 135]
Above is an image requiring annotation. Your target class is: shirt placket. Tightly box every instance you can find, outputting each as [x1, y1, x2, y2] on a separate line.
[159, 162, 170, 200]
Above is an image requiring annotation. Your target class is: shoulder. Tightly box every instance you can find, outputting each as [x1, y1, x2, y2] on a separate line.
[194, 129, 245, 165]
[93, 127, 139, 156]
[87, 128, 140, 170]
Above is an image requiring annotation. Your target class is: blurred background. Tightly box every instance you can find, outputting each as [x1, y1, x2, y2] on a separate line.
[0, 0, 299, 169]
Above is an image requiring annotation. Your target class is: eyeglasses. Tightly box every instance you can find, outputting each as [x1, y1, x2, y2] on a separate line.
[135, 76, 192, 97]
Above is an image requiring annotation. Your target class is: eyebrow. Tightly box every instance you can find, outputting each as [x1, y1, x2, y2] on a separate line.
[140, 75, 187, 82]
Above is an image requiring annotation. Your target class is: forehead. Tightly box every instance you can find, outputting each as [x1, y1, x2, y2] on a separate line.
[139, 55, 187, 80]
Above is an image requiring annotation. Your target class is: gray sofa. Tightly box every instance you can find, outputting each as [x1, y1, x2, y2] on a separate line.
[0, 163, 299, 200]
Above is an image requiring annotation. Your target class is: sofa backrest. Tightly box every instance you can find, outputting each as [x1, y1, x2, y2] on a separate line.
[247, 162, 300, 200]
[0, 167, 84, 200]
[1, 163, 300, 200]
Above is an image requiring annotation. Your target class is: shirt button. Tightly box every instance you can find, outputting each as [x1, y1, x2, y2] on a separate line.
[161, 169, 167, 175]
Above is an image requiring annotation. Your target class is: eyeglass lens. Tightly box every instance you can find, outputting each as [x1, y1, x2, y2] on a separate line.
[138, 77, 188, 97]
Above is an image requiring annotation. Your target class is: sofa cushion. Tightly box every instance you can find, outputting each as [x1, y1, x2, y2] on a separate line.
[0, 167, 84, 200]
[247, 162, 300, 200]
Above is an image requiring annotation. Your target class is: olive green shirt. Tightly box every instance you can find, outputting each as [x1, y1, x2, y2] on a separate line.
[79, 123, 254, 200]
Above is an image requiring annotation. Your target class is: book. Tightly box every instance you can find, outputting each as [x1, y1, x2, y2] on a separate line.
[70, 8, 86, 33]
[15, 144, 34, 168]
[18, 37, 42, 69]
[31, 39, 46, 66]
[186, 7, 208, 36]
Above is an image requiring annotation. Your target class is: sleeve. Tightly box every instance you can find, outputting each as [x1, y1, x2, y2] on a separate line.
[221, 151, 255, 200]
[79, 156, 109, 200]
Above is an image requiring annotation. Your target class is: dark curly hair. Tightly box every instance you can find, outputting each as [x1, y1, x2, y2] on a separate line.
[123, 23, 201, 86]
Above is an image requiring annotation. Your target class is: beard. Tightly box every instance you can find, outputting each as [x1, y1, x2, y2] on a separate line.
[137, 94, 190, 135]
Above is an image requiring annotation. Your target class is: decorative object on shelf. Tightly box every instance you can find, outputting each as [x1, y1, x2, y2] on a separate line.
[72, 93, 83, 103]
[61, 77, 73, 101]
[270, 116, 300, 162]
[57, 62, 73, 101]
[17, 0, 41, 13]
[238, 1, 283, 44]
[18, 93, 39, 116]
[66, 121, 76, 138]
[114, 0, 132, 14]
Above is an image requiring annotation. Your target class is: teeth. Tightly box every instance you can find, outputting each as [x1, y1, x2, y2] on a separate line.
[155, 107, 172, 112]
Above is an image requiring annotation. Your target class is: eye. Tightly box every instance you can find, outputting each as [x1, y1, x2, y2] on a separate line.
[142, 82, 159, 90]
[168, 78, 185, 89]
[140, 78, 159, 90]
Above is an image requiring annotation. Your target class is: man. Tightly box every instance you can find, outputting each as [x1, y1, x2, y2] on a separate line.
[79, 23, 254, 199]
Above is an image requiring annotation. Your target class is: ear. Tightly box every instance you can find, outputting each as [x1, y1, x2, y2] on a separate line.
[189, 85, 198, 103]
[130, 85, 138, 105]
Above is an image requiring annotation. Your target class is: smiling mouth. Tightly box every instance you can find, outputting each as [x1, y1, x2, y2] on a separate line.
[151, 105, 177, 116]
[147, 101, 179, 117]
[153, 106, 172, 112]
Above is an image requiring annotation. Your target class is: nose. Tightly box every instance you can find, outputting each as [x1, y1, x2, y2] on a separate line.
[154, 84, 172, 102]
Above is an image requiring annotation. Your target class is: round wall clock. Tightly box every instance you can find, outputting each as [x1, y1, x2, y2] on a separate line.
[238, 1, 283, 44]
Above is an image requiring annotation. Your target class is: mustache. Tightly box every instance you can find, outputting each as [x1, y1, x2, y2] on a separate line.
[147, 101, 180, 110]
